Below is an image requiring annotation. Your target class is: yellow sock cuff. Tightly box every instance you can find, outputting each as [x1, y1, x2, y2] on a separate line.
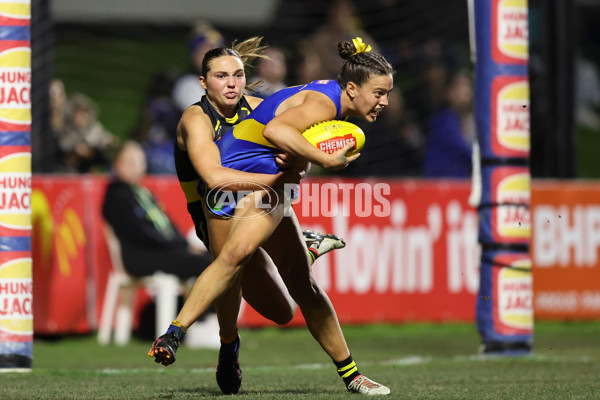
[308, 249, 317, 265]
[337, 360, 357, 378]
[172, 320, 187, 334]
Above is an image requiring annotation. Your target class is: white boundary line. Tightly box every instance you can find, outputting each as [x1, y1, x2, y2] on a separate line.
[97, 354, 595, 375]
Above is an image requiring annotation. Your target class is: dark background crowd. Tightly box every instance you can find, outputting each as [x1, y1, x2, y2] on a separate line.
[30, 0, 600, 180]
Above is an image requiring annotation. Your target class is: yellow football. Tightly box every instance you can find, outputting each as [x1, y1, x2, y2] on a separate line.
[302, 120, 365, 156]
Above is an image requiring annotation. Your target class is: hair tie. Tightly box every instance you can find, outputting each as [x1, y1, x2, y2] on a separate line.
[352, 37, 372, 55]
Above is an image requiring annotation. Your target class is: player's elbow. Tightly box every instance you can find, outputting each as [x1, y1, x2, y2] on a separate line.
[262, 124, 275, 142]
[203, 170, 228, 190]
[204, 179, 219, 191]
[262, 122, 281, 146]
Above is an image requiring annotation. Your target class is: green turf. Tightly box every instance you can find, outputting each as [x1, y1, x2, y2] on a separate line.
[1, 322, 599, 399]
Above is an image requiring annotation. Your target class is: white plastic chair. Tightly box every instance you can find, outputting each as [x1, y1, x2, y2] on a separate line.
[97, 224, 181, 346]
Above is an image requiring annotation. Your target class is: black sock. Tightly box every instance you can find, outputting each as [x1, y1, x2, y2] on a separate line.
[220, 335, 240, 355]
[334, 354, 361, 386]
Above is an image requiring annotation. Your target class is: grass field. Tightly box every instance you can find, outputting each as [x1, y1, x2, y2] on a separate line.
[1, 322, 599, 399]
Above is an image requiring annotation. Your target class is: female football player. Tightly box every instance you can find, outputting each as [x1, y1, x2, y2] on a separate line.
[173, 37, 344, 327]
[149, 37, 393, 396]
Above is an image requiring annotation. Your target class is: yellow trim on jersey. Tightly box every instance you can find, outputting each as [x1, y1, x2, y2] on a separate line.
[179, 180, 202, 203]
[232, 119, 277, 148]
[225, 114, 239, 124]
[214, 120, 220, 133]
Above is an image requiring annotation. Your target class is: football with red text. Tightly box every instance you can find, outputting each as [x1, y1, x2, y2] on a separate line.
[302, 120, 365, 156]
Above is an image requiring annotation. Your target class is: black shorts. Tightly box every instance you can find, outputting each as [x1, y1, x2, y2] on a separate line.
[187, 201, 210, 250]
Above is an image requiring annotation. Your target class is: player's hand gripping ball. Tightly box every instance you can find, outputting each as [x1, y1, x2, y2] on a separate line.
[302, 120, 365, 156]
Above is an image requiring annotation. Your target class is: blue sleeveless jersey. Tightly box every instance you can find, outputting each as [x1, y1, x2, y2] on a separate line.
[208, 80, 343, 218]
[216, 80, 342, 174]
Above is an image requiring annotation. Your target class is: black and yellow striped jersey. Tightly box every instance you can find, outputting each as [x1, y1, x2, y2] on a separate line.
[173, 95, 253, 247]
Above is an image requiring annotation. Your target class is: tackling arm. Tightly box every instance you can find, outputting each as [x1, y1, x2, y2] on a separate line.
[179, 108, 302, 190]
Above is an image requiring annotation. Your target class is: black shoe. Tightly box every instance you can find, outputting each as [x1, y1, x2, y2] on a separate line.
[147, 331, 180, 367]
[216, 335, 242, 394]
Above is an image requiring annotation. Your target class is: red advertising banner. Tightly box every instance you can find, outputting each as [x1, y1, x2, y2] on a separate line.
[240, 178, 479, 326]
[29, 176, 600, 335]
[31, 177, 90, 334]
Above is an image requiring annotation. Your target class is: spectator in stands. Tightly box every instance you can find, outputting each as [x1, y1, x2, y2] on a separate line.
[102, 140, 219, 347]
[171, 23, 225, 113]
[249, 46, 288, 98]
[340, 89, 425, 177]
[44, 78, 67, 172]
[422, 70, 475, 178]
[296, 0, 378, 82]
[58, 93, 119, 173]
[130, 71, 181, 174]
[102, 140, 212, 280]
[387, 37, 465, 141]
[575, 54, 600, 130]
[49, 79, 66, 142]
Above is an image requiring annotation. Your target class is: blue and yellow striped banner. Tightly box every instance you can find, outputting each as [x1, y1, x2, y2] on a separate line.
[0, 0, 32, 371]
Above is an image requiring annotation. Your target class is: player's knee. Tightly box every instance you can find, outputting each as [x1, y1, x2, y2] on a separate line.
[272, 308, 295, 325]
[288, 278, 323, 307]
[220, 243, 256, 269]
[256, 295, 295, 325]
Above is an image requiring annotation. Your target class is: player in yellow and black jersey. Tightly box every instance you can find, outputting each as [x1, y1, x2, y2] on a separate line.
[174, 94, 252, 247]
[173, 52, 343, 259]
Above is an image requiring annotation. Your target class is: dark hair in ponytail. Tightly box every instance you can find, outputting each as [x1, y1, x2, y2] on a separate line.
[337, 40, 394, 87]
[201, 36, 269, 91]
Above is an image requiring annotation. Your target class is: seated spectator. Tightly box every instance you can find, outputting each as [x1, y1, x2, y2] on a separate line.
[59, 93, 120, 173]
[102, 141, 212, 280]
[422, 70, 475, 178]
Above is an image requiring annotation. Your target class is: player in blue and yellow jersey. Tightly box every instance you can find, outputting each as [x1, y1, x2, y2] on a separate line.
[150, 37, 393, 396]
[216, 80, 344, 176]
[172, 38, 344, 328]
